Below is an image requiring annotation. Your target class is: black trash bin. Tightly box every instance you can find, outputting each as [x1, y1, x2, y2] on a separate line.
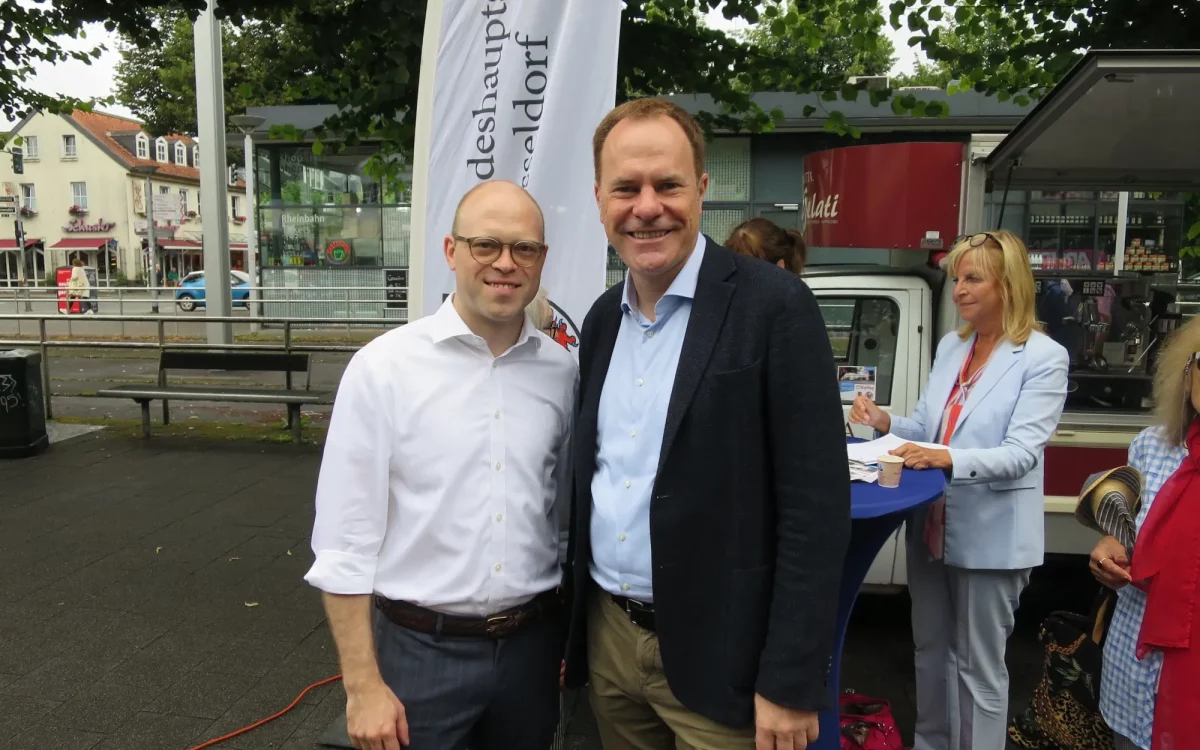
[0, 349, 49, 458]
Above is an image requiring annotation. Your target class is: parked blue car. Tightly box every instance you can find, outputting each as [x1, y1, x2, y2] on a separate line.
[174, 270, 252, 312]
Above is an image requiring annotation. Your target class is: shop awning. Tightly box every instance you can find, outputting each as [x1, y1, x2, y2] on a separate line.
[987, 49, 1200, 189]
[50, 238, 117, 249]
[0, 238, 40, 249]
[230, 243, 248, 249]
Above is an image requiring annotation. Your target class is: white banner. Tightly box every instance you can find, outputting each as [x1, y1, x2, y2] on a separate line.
[411, 0, 621, 349]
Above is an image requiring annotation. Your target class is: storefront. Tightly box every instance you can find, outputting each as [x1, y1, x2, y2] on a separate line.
[0, 238, 44, 286]
[49, 238, 121, 286]
[983, 50, 1200, 422]
[246, 120, 412, 321]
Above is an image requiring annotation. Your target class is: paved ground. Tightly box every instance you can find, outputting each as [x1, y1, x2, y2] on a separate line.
[0, 427, 1097, 750]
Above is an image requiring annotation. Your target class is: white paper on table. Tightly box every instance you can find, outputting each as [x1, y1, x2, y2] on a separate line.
[849, 464, 879, 483]
[847, 433, 945, 465]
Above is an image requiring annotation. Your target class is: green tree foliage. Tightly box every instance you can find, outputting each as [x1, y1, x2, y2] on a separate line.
[5, 0, 1199, 181]
[113, 9, 296, 137]
[739, 0, 897, 85]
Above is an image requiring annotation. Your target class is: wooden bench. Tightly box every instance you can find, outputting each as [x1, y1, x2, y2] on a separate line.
[96, 350, 331, 441]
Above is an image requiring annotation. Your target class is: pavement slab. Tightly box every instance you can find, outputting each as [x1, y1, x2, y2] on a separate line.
[0, 428, 1097, 750]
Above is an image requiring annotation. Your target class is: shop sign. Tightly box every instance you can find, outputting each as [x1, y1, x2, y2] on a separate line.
[803, 143, 963, 250]
[62, 217, 117, 233]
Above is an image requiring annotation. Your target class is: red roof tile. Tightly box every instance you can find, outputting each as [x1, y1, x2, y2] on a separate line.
[69, 110, 243, 190]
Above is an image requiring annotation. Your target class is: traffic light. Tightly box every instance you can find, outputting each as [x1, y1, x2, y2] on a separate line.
[11, 150, 22, 175]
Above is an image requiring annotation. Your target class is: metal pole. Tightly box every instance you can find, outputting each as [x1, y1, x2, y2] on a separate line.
[39, 317, 51, 419]
[1114, 191, 1130, 276]
[193, 0, 233, 345]
[146, 175, 159, 312]
[405, 0, 446, 322]
[243, 131, 260, 333]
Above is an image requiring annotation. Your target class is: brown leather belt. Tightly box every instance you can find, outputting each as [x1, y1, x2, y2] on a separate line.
[374, 589, 560, 639]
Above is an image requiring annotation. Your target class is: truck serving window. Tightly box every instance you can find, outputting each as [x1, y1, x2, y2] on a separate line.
[816, 297, 900, 406]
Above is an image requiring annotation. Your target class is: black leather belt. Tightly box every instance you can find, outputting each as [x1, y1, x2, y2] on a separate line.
[611, 593, 656, 633]
[374, 590, 560, 639]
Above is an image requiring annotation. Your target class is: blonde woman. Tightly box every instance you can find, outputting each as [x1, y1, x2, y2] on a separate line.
[1091, 315, 1200, 750]
[850, 230, 1069, 750]
[526, 286, 555, 335]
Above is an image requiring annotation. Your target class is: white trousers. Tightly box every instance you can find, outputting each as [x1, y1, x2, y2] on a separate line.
[908, 544, 1032, 750]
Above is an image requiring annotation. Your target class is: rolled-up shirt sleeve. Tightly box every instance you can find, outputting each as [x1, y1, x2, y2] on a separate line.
[304, 349, 393, 595]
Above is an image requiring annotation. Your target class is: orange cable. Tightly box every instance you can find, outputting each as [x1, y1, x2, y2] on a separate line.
[188, 674, 343, 750]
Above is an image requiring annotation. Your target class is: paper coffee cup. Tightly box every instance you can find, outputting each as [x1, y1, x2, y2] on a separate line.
[877, 454, 904, 488]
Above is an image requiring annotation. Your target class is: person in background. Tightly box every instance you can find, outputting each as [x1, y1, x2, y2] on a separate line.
[1091, 314, 1200, 750]
[67, 258, 93, 315]
[305, 180, 576, 750]
[849, 230, 1069, 750]
[724, 216, 807, 274]
[527, 285, 556, 336]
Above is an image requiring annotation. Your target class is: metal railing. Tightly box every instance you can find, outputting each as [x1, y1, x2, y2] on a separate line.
[0, 311, 392, 420]
[0, 284, 409, 337]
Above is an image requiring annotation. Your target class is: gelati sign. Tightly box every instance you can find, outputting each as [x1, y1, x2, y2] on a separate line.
[803, 143, 963, 250]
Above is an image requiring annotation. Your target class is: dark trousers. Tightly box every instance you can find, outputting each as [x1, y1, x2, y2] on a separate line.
[373, 608, 563, 750]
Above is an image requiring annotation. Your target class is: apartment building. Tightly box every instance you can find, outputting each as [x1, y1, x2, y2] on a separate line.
[0, 109, 247, 286]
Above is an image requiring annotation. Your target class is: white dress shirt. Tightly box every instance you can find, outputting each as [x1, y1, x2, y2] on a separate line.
[304, 297, 577, 616]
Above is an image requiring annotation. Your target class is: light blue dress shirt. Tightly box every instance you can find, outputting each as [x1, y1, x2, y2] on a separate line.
[589, 236, 706, 602]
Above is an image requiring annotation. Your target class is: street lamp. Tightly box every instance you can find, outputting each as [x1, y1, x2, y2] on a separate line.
[130, 165, 160, 313]
[229, 114, 266, 332]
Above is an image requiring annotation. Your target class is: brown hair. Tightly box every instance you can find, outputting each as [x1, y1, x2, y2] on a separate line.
[71, 258, 83, 267]
[725, 218, 807, 274]
[592, 98, 706, 182]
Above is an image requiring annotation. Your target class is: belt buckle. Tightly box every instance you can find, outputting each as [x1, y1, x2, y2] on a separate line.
[623, 597, 648, 615]
[485, 613, 511, 637]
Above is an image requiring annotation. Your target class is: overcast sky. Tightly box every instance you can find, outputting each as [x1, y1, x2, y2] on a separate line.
[5, 4, 922, 129]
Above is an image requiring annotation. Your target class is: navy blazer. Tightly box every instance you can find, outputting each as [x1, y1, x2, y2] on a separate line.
[563, 237, 851, 727]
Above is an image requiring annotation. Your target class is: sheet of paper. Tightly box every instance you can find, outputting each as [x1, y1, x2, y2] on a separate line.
[846, 433, 945, 465]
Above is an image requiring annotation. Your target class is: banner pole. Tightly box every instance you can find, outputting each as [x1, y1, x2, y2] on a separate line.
[406, 0, 445, 323]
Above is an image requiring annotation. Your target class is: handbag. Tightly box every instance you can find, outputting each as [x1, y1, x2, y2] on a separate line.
[1006, 604, 1116, 750]
[839, 690, 902, 750]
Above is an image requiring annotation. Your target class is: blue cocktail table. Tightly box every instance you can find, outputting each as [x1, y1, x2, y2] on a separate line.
[812, 438, 946, 750]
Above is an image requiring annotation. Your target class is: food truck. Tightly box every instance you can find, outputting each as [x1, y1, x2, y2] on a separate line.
[803, 49, 1200, 587]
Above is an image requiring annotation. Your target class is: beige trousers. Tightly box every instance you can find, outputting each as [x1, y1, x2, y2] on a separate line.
[586, 587, 755, 750]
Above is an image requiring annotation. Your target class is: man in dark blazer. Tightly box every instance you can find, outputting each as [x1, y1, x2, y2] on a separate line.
[563, 97, 851, 750]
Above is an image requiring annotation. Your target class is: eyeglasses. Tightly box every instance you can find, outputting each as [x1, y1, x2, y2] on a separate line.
[453, 236, 546, 268]
[953, 232, 1000, 249]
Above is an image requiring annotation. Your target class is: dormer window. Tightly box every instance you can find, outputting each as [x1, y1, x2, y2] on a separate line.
[174, 141, 186, 165]
[155, 137, 167, 163]
[192, 145, 199, 166]
[135, 133, 149, 160]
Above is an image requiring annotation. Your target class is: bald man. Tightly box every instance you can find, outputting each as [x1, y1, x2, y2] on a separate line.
[306, 180, 577, 750]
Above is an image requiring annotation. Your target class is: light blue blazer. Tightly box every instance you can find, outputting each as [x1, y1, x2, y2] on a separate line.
[891, 329, 1069, 570]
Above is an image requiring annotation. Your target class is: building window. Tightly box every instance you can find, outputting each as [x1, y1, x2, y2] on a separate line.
[231, 195, 241, 218]
[136, 133, 149, 159]
[180, 189, 189, 215]
[23, 136, 38, 160]
[71, 182, 88, 210]
[20, 184, 36, 212]
[193, 145, 199, 166]
[156, 138, 167, 162]
[159, 185, 170, 195]
[174, 141, 186, 165]
[62, 135, 77, 159]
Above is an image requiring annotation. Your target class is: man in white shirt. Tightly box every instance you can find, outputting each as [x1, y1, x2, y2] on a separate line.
[305, 180, 577, 750]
